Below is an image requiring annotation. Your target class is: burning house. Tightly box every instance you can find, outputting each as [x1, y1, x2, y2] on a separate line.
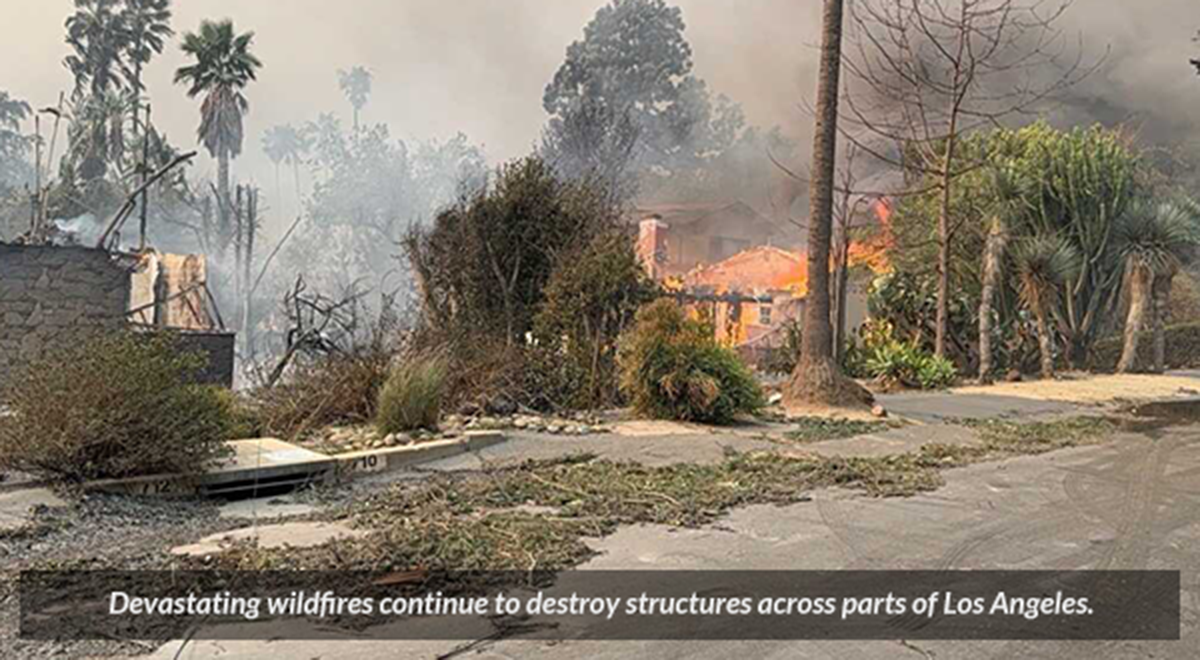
[634, 197, 893, 362]
[634, 201, 788, 279]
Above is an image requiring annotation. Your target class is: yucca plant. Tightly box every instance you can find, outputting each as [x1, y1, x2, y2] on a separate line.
[1113, 201, 1194, 373]
[1012, 234, 1081, 379]
[978, 161, 1031, 383]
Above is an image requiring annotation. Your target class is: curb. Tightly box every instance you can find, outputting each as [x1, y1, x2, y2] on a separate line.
[83, 431, 507, 497]
[334, 431, 505, 478]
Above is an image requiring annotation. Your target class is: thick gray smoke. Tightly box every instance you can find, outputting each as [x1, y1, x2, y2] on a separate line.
[4, 1, 1198, 245]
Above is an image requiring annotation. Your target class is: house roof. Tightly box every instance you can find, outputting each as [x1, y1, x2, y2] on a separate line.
[682, 245, 808, 296]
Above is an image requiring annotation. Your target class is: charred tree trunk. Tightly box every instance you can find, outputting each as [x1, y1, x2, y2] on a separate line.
[241, 188, 258, 358]
[978, 216, 1009, 383]
[1117, 265, 1151, 374]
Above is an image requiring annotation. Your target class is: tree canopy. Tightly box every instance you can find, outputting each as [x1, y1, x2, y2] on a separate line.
[541, 0, 792, 206]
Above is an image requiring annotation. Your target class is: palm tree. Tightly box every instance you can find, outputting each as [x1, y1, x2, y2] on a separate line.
[175, 19, 262, 242]
[1114, 201, 1193, 373]
[0, 92, 32, 190]
[1012, 235, 1080, 380]
[978, 163, 1029, 383]
[120, 0, 173, 132]
[338, 66, 372, 131]
[64, 0, 130, 98]
[787, 0, 863, 407]
[261, 123, 309, 212]
[64, 89, 132, 182]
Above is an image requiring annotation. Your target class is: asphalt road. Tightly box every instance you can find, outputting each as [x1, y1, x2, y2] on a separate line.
[149, 421, 1200, 660]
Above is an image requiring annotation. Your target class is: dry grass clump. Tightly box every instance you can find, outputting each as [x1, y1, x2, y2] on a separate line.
[376, 352, 448, 433]
[0, 331, 234, 482]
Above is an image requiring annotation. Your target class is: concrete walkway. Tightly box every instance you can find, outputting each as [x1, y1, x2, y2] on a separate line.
[880, 370, 1200, 423]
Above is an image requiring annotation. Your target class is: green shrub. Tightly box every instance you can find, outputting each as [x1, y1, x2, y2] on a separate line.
[916, 354, 958, 390]
[531, 232, 659, 409]
[853, 320, 957, 390]
[0, 331, 234, 482]
[618, 299, 764, 424]
[376, 353, 449, 433]
[214, 389, 264, 440]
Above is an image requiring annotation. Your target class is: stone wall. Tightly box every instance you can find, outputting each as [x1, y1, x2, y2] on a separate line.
[0, 244, 132, 383]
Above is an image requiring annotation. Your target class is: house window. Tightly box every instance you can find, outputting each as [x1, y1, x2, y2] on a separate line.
[759, 304, 773, 326]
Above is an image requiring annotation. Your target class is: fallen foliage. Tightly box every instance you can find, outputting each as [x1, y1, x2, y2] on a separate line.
[782, 417, 890, 444]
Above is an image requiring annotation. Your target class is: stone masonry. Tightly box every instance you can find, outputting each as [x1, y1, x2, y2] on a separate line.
[0, 243, 132, 383]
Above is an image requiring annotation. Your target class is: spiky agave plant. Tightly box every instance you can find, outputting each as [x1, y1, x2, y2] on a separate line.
[1113, 201, 1194, 373]
[1011, 234, 1080, 379]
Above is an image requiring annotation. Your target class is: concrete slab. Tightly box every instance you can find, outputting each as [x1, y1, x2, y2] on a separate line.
[217, 496, 317, 521]
[170, 521, 363, 557]
[0, 487, 65, 532]
[336, 431, 505, 478]
[878, 390, 1086, 423]
[87, 438, 338, 497]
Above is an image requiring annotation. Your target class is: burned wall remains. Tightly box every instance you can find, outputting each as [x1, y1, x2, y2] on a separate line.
[0, 244, 131, 383]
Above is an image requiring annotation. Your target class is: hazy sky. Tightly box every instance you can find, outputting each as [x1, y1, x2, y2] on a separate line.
[5, 0, 822, 192]
[5, 1, 1200, 212]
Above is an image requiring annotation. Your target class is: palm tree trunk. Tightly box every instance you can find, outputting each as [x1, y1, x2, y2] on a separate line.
[1151, 272, 1174, 373]
[978, 216, 1008, 383]
[787, 0, 869, 407]
[292, 160, 303, 216]
[1117, 266, 1151, 374]
[1033, 301, 1054, 379]
[217, 150, 232, 243]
